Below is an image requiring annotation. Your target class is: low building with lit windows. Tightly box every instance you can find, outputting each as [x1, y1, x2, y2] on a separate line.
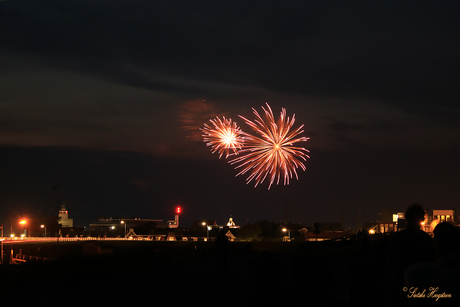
[421, 209, 457, 234]
[383, 208, 458, 235]
[432, 209, 455, 223]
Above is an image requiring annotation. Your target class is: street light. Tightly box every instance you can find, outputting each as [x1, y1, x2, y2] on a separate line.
[282, 228, 291, 242]
[19, 220, 27, 237]
[41, 225, 47, 237]
[121, 221, 127, 238]
[202, 222, 210, 241]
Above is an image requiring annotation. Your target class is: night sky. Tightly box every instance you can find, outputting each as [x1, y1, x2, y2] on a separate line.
[1, 1, 459, 229]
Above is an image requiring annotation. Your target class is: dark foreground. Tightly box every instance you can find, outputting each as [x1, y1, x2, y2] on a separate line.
[0, 239, 456, 306]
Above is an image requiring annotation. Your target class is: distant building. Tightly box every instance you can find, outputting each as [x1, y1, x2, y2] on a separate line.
[433, 209, 455, 223]
[227, 216, 240, 229]
[58, 205, 73, 227]
[377, 221, 397, 233]
[89, 217, 165, 237]
[376, 208, 458, 235]
[225, 230, 236, 241]
[303, 223, 345, 241]
[422, 209, 457, 234]
[167, 214, 179, 228]
[167, 207, 182, 228]
[379, 209, 394, 223]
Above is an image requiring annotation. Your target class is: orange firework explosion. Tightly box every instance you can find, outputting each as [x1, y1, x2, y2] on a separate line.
[201, 116, 244, 158]
[229, 103, 310, 189]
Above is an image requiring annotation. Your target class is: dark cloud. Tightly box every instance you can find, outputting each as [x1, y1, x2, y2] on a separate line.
[177, 100, 227, 142]
[2, 0, 459, 112]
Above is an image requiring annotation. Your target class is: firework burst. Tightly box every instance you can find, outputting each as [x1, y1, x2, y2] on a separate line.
[229, 103, 310, 189]
[201, 116, 244, 158]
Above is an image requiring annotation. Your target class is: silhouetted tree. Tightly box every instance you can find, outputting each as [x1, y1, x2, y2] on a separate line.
[237, 223, 262, 241]
[257, 220, 281, 241]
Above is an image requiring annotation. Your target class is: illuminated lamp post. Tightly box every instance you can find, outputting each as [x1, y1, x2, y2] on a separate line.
[121, 221, 127, 238]
[282, 228, 291, 242]
[202, 222, 210, 241]
[41, 225, 47, 237]
[19, 220, 27, 238]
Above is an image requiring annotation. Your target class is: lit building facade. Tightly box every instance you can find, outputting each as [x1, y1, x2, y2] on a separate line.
[423, 209, 456, 234]
[432, 209, 455, 223]
[58, 205, 73, 228]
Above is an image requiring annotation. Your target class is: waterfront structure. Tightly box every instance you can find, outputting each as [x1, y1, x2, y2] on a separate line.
[89, 217, 165, 237]
[58, 205, 73, 228]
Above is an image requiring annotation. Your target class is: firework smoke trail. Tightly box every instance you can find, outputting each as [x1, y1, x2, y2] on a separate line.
[201, 116, 244, 158]
[229, 103, 310, 189]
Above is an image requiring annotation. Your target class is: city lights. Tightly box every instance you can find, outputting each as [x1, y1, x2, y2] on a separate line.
[121, 220, 127, 237]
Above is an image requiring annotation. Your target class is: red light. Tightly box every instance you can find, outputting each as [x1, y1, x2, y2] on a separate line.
[176, 207, 181, 214]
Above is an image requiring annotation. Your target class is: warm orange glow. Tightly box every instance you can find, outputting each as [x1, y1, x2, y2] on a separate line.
[431, 219, 440, 232]
[19, 220, 27, 225]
